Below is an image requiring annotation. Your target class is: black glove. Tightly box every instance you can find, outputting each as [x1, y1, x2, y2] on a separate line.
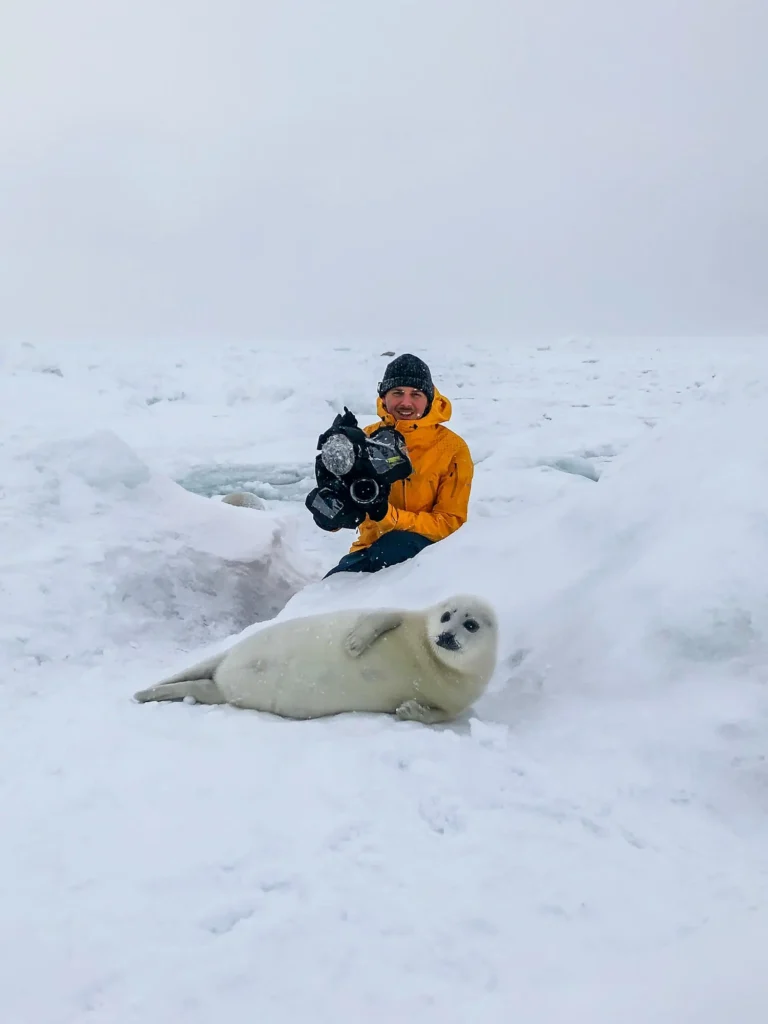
[305, 483, 367, 532]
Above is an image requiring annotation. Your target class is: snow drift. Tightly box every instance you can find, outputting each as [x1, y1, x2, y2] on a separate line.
[3, 337, 768, 1024]
[2, 429, 311, 669]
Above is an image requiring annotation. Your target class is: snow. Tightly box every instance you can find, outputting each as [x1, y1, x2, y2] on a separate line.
[2, 336, 768, 1022]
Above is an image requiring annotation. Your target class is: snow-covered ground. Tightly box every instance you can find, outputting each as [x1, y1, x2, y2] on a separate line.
[2, 336, 768, 1023]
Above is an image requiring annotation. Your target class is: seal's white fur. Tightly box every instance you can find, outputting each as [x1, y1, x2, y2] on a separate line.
[220, 491, 266, 510]
[133, 594, 498, 723]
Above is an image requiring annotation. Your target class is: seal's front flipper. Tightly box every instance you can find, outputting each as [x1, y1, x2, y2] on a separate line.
[395, 699, 454, 724]
[344, 611, 404, 657]
[133, 680, 226, 705]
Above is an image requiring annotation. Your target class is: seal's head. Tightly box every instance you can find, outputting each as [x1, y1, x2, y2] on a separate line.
[426, 594, 499, 672]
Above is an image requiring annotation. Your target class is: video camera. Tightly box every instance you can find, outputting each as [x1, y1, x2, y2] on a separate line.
[305, 407, 412, 531]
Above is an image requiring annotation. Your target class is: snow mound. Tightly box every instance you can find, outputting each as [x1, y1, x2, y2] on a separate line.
[491, 383, 768, 702]
[2, 431, 312, 669]
[227, 383, 768, 730]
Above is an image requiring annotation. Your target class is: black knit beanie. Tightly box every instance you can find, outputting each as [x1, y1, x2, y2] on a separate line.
[377, 354, 435, 405]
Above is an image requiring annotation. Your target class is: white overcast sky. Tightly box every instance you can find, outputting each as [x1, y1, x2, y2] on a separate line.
[1, 0, 766, 342]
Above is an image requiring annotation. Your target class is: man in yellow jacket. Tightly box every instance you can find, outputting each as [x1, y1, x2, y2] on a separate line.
[324, 353, 474, 577]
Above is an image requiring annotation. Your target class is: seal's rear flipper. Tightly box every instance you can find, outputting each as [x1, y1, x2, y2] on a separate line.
[153, 651, 227, 686]
[133, 680, 225, 705]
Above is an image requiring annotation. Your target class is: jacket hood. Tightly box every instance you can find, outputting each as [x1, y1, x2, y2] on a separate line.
[375, 388, 452, 432]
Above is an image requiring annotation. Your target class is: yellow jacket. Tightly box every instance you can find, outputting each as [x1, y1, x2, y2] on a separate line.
[349, 388, 474, 553]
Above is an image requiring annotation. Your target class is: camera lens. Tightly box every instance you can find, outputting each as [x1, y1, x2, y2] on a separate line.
[349, 478, 380, 506]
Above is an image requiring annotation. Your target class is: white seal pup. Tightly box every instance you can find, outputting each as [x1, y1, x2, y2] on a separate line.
[133, 594, 499, 724]
[220, 491, 267, 510]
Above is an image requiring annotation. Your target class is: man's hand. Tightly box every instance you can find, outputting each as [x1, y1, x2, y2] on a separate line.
[365, 493, 391, 522]
[305, 486, 367, 532]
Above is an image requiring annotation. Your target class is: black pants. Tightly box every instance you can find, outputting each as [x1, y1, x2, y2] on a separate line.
[324, 530, 434, 578]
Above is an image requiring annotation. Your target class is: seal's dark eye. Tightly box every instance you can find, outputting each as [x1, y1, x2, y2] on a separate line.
[440, 611, 451, 623]
[463, 619, 479, 632]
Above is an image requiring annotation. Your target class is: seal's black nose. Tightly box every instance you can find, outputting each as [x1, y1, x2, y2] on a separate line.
[436, 631, 460, 651]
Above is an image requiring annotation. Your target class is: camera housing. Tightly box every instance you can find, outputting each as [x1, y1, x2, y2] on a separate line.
[305, 407, 412, 531]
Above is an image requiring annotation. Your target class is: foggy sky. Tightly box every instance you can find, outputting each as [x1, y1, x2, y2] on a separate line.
[2, 0, 767, 342]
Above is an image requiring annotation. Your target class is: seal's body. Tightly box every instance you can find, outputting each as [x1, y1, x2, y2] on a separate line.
[220, 492, 266, 510]
[133, 595, 498, 724]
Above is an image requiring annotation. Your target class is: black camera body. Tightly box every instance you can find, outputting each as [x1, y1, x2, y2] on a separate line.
[305, 407, 412, 531]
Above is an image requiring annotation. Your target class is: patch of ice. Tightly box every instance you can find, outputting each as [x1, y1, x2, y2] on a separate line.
[177, 462, 315, 503]
[536, 454, 601, 481]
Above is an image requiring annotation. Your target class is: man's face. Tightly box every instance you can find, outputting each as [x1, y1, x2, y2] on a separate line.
[383, 387, 429, 420]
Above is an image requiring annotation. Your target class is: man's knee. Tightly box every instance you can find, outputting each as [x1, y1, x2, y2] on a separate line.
[325, 531, 433, 578]
[367, 531, 433, 569]
[323, 550, 370, 578]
